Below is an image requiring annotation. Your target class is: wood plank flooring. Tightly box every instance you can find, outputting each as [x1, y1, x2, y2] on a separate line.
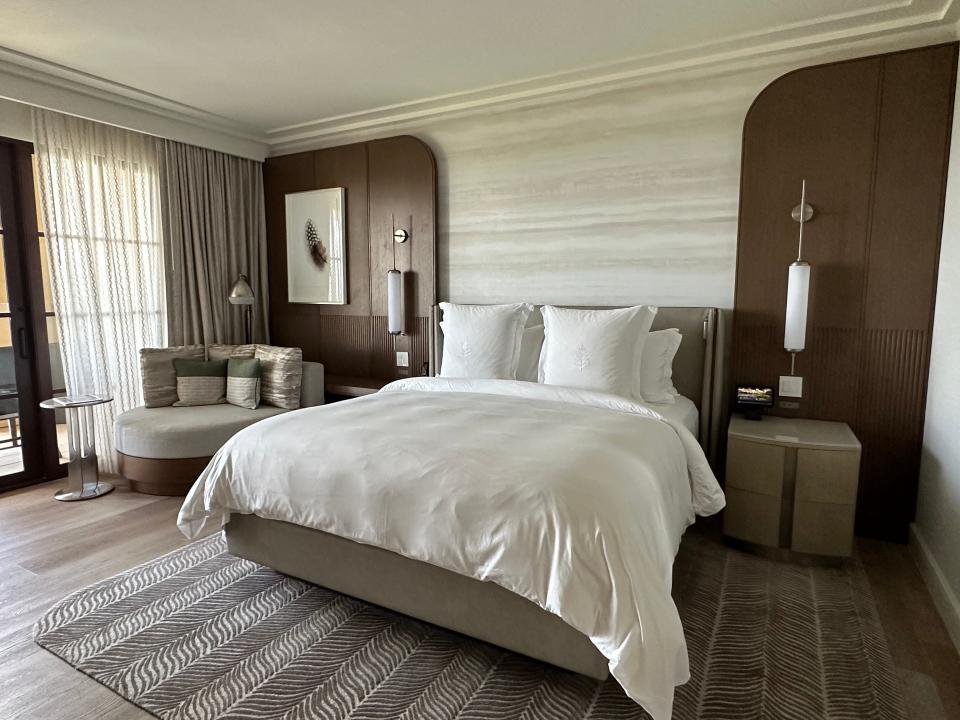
[0, 479, 957, 719]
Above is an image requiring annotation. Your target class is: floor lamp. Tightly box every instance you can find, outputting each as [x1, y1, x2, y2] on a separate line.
[228, 273, 255, 344]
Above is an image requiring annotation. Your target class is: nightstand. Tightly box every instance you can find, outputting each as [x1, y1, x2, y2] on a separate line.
[723, 414, 861, 560]
[324, 375, 388, 403]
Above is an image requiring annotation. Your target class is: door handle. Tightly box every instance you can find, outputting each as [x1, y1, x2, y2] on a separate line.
[17, 327, 30, 360]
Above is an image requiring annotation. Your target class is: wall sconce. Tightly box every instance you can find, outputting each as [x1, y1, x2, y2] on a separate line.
[387, 269, 404, 335]
[784, 179, 813, 374]
[387, 221, 408, 335]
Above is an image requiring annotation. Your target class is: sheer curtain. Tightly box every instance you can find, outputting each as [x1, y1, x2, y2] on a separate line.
[33, 109, 165, 472]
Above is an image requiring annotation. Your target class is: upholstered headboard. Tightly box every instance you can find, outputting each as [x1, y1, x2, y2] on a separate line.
[429, 305, 725, 462]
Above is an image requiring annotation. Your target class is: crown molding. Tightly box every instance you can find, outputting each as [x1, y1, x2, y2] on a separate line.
[266, 0, 960, 154]
[0, 46, 269, 159]
[1, 1, 957, 159]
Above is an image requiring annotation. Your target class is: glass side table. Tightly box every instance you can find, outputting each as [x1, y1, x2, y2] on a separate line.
[39, 394, 114, 502]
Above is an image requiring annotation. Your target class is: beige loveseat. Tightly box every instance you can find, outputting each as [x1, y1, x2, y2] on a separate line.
[115, 361, 324, 495]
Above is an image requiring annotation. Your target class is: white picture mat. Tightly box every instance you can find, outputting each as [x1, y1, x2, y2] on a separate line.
[285, 188, 346, 304]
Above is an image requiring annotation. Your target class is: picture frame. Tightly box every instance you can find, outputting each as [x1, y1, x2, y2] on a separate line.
[285, 188, 346, 304]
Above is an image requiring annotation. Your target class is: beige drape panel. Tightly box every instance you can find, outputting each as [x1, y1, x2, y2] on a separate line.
[33, 109, 165, 472]
[158, 140, 268, 345]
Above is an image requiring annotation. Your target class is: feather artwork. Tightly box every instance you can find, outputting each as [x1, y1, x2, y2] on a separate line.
[305, 219, 328, 268]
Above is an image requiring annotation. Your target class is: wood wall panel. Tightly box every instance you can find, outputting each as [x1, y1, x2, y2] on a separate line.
[865, 50, 956, 330]
[733, 43, 958, 541]
[265, 136, 437, 381]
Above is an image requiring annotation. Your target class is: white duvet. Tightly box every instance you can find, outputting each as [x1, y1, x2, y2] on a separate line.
[178, 377, 725, 720]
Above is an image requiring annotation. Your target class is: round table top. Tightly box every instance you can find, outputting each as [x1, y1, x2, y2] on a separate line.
[39, 394, 113, 409]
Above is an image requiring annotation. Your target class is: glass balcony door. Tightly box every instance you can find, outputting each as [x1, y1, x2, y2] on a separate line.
[0, 136, 66, 490]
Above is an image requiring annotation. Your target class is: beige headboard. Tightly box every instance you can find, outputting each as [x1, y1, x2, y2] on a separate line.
[429, 305, 725, 464]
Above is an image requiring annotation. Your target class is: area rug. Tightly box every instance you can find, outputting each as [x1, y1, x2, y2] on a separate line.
[34, 532, 906, 720]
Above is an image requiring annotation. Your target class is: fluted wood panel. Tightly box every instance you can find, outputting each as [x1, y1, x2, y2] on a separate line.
[856, 329, 930, 523]
[733, 43, 957, 541]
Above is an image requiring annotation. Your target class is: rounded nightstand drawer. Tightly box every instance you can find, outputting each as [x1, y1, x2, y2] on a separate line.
[796, 448, 861, 505]
[725, 437, 785, 497]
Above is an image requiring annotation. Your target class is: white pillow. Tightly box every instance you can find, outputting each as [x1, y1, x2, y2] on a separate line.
[439, 302, 533, 379]
[638, 328, 682, 404]
[538, 305, 657, 399]
[516, 324, 545, 382]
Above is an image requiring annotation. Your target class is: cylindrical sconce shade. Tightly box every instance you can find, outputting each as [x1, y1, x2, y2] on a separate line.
[784, 261, 810, 352]
[387, 270, 404, 335]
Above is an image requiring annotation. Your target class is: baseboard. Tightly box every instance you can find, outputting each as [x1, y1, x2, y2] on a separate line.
[909, 523, 960, 653]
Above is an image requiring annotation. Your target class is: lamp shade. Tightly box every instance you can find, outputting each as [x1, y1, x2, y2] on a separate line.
[784, 261, 810, 352]
[228, 273, 255, 305]
[387, 270, 404, 335]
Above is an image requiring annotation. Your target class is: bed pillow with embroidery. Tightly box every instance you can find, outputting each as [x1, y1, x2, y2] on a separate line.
[439, 302, 533, 380]
[538, 305, 657, 400]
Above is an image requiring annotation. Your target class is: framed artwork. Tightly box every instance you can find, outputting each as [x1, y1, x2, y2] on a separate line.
[285, 188, 346, 304]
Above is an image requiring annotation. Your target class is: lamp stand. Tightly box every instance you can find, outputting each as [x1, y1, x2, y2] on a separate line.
[244, 305, 252, 345]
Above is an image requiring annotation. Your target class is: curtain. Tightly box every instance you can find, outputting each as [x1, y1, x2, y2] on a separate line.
[33, 109, 165, 473]
[157, 140, 268, 345]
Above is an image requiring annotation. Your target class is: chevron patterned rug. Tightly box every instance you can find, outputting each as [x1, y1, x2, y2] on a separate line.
[34, 532, 906, 720]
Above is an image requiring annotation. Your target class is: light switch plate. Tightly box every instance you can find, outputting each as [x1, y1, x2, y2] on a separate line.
[779, 375, 803, 398]
[396, 351, 409, 368]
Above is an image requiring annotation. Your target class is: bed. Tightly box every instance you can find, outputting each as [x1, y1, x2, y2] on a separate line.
[178, 305, 725, 720]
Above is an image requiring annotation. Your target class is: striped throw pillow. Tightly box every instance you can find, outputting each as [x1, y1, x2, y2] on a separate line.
[173, 359, 227, 407]
[226, 358, 261, 410]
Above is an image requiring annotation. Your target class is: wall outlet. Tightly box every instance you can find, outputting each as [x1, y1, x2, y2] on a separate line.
[779, 375, 803, 398]
[396, 351, 409, 368]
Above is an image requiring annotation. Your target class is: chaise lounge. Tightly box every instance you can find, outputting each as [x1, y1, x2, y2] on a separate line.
[115, 360, 324, 495]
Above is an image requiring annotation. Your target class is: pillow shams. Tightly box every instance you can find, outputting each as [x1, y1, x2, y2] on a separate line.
[637, 329, 682, 404]
[439, 302, 533, 379]
[173, 359, 228, 407]
[538, 305, 657, 399]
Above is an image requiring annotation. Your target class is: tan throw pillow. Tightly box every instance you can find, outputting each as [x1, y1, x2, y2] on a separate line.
[206, 344, 257, 361]
[140, 345, 205, 407]
[255, 344, 302, 409]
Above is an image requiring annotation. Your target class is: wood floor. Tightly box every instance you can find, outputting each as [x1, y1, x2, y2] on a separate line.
[1, 479, 958, 720]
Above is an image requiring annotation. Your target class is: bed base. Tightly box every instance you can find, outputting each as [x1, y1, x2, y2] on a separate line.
[225, 514, 609, 680]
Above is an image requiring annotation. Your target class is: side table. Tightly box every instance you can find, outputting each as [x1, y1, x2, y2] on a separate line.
[39, 394, 114, 501]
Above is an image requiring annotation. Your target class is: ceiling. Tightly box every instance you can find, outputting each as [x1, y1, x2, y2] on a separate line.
[0, 0, 957, 150]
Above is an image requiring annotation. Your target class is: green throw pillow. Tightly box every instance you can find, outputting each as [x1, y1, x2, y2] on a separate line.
[173, 359, 227, 407]
[227, 358, 261, 410]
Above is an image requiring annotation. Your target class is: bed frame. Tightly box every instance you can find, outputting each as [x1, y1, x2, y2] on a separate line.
[226, 305, 724, 680]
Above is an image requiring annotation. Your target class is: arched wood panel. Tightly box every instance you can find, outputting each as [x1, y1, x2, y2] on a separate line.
[265, 136, 437, 380]
[732, 42, 958, 542]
